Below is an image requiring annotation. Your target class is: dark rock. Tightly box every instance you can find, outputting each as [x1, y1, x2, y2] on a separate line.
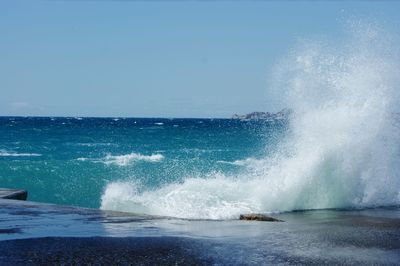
[0, 188, 28, 200]
[239, 213, 283, 222]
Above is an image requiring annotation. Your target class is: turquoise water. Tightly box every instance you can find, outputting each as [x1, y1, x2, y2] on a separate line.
[0, 117, 286, 210]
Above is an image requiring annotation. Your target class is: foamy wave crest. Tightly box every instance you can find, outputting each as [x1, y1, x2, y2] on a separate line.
[217, 157, 267, 167]
[101, 175, 259, 219]
[101, 20, 400, 219]
[0, 150, 42, 157]
[103, 153, 164, 166]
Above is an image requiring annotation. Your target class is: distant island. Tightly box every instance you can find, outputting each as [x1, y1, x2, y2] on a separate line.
[232, 108, 292, 120]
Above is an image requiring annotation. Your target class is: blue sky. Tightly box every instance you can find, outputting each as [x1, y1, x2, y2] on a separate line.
[1, 1, 400, 118]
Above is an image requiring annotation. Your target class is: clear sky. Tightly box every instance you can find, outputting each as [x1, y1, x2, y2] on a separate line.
[1, 1, 400, 118]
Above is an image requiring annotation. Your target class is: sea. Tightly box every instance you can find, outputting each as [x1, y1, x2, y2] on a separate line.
[0, 116, 287, 218]
[0, 110, 399, 220]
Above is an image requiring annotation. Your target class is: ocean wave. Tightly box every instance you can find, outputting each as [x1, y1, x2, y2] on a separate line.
[101, 175, 259, 220]
[217, 157, 266, 166]
[76, 153, 164, 166]
[74, 142, 116, 147]
[0, 150, 42, 157]
[103, 153, 164, 166]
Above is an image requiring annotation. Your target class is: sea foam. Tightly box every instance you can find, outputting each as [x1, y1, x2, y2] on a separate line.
[0, 150, 42, 157]
[101, 21, 400, 219]
[103, 153, 164, 166]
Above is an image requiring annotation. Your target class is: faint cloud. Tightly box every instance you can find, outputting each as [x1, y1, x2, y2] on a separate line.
[10, 102, 30, 110]
[7, 102, 47, 116]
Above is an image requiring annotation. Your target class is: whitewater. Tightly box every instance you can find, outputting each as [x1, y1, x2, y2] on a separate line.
[101, 22, 400, 219]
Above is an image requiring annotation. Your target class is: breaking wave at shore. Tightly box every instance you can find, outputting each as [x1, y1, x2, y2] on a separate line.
[101, 21, 400, 219]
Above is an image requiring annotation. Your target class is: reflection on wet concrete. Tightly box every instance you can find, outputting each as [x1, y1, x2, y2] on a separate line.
[0, 199, 399, 265]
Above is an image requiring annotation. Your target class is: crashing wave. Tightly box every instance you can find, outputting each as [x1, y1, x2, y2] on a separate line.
[101, 20, 400, 219]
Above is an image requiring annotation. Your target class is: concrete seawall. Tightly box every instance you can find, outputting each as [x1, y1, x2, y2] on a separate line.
[0, 190, 399, 265]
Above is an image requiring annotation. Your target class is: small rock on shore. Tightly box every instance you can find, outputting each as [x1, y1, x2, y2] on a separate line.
[239, 213, 283, 222]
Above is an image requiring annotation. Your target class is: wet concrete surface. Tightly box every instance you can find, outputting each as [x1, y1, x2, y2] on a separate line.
[1, 199, 400, 265]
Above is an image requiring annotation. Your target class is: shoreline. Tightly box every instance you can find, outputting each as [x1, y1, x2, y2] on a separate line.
[1, 196, 399, 265]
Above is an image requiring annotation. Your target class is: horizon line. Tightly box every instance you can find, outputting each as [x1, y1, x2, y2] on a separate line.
[0, 115, 234, 120]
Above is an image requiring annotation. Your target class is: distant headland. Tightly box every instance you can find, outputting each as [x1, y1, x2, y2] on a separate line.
[231, 108, 292, 120]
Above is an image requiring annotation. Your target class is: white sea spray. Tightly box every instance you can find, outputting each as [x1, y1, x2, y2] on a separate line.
[101, 21, 400, 219]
